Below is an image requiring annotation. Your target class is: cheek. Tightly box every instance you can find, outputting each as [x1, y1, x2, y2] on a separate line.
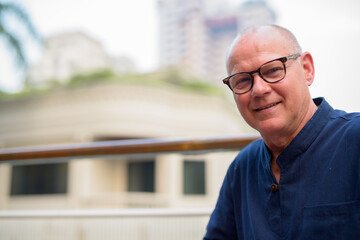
[234, 94, 251, 116]
[282, 76, 309, 99]
[272, 79, 297, 100]
[233, 94, 246, 109]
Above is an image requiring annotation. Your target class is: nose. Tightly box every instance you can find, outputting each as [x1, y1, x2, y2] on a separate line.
[251, 73, 272, 97]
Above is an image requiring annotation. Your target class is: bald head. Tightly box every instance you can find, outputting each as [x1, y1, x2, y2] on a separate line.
[226, 25, 302, 74]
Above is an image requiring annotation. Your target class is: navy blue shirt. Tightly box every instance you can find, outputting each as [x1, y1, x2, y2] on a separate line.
[204, 98, 360, 240]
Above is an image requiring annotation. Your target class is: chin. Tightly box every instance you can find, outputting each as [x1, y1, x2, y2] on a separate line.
[255, 120, 285, 135]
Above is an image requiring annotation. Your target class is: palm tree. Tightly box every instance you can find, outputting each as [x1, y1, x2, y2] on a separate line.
[0, 1, 41, 69]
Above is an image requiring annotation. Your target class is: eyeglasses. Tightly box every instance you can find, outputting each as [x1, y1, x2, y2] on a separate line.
[223, 53, 301, 95]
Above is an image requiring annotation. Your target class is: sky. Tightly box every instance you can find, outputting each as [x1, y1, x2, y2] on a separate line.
[1, 0, 360, 112]
[268, 0, 360, 112]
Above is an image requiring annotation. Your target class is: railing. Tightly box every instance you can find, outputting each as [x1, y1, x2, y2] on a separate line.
[0, 134, 259, 163]
[0, 134, 260, 240]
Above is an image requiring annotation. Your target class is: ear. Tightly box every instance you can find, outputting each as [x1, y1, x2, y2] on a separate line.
[300, 52, 315, 86]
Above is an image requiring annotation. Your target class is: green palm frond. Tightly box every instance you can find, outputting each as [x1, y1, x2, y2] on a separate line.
[0, 23, 26, 67]
[0, 2, 41, 68]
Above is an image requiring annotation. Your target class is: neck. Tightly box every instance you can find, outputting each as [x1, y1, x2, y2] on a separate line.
[262, 99, 318, 182]
[264, 99, 318, 157]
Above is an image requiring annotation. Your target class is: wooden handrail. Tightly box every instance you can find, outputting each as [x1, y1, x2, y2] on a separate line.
[0, 134, 260, 162]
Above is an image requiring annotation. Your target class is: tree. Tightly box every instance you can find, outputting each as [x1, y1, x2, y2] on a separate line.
[0, 1, 40, 69]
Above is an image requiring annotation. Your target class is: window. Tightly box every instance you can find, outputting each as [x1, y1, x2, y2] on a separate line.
[10, 163, 68, 195]
[183, 161, 206, 195]
[127, 161, 155, 192]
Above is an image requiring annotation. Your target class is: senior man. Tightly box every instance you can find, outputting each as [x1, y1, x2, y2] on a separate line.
[204, 25, 360, 240]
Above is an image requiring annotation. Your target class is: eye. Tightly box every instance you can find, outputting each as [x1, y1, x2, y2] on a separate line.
[230, 74, 251, 89]
[260, 61, 285, 80]
[236, 76, 251, 84]
[263, 67, 283, 76]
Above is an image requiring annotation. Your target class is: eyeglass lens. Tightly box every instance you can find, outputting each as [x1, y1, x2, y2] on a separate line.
[229, 60, 285, 94]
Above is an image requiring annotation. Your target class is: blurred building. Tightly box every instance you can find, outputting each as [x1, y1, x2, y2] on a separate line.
[27, 31, 136, 87]
[157, 0, 276, 83]
[0, 82, 253, 210]
[0, 10, 259, 211]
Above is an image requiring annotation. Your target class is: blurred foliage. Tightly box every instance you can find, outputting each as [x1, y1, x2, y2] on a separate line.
[0, 89, 9, 98]
[0, 1, 41, 68]
[115, 67, 225, 96]
[0, 67, 226, 101]
[67, 69, 116, 87]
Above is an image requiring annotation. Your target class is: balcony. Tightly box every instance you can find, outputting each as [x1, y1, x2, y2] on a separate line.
[0, 134, 259, 239]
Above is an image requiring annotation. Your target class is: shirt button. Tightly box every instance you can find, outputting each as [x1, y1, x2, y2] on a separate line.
[271, 184, 278, 192]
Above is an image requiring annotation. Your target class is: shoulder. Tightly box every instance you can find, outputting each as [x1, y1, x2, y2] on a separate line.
[343, 112, 360, 140]
[317, 98, 360, 134]
[330, 110, 360, 131]
[327, 109, 360, 144]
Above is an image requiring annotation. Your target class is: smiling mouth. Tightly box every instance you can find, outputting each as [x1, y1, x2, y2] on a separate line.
[255, 102, 280, 111]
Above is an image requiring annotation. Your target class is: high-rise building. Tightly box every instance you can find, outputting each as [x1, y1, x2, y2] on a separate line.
[157, 0, 276, 84]
[157, 0, 206, 75]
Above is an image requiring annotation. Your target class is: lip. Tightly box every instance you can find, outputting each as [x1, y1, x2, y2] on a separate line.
[254, 102, 281, 112]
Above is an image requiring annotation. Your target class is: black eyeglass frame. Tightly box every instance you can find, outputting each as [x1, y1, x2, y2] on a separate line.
[223, 53, 301, 95]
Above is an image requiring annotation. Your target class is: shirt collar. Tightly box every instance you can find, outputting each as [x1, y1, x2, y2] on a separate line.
[275, 97, 333, 170]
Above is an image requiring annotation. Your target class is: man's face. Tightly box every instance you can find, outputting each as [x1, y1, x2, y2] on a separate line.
[227, 31, 314, 138]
